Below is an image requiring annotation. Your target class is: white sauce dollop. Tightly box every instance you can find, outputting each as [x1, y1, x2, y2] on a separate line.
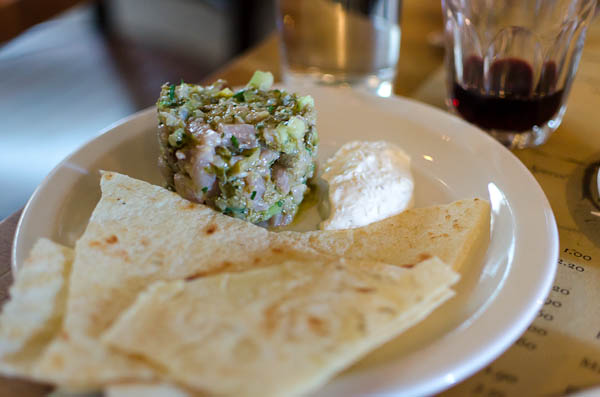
[319, 141, 414, 230]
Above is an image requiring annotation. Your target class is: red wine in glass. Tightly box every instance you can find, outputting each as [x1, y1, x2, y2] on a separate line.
[451, 56, 564, 132]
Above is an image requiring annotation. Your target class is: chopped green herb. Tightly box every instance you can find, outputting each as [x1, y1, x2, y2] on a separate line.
[250, 191, 257, 200]
[267, 105, 275, 114]
[202, 186, 208, 193]
[233, 90, 245, 102]
[266, 202, 283, 217]
[169, 84, 176, 101]
[224, 206, 246, 215]
[231, 135, 240, 149]
[168, 128, 186, 148]
[277, 200, 283, 207]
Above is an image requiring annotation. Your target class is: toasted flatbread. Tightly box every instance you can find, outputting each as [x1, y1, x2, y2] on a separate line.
[33, 172, 488, 389]
[103, 257, 458, 397]
[0, 239, 72, 377]
[33, 333, 156, 390]
[33, 172, 333, 388]
[282, 197, 490, 271]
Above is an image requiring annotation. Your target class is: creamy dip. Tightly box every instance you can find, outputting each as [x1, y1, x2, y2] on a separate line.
[320, 141, 414, 230]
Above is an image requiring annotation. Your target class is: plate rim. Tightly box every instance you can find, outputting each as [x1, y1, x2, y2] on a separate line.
[11, 106, 156, 274]
[11, 91, 559, 396]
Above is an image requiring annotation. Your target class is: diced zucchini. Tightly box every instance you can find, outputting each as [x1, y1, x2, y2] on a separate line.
[168, 128, 186, 147]
[274, 123, 290, 146]
[247, 71, 274, 90]
[266, 202, 283, 218]
[273, 117, 305, 154]
[297, 95, 314, 110]
[160, 111, 181, 128]
[287, 116, 306, 139]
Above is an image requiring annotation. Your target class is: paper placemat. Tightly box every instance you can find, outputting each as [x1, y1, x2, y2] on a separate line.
[413, 23, 600, 397]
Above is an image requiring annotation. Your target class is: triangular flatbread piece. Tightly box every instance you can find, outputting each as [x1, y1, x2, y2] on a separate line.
[0, 239, 72, 377]
[282, 197, 490, 271]
[103, 257, 458, 397]
[33, 172, 330, 388]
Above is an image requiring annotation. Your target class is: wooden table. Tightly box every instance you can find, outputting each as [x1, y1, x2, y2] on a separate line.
[2, 0, 599, 395]
[0, 0, 88, 42]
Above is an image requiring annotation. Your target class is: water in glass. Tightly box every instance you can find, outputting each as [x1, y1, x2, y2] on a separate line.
[277, 0, 401, 97]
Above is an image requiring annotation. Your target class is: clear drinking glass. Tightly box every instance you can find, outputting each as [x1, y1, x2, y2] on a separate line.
[442, 0, 597, 148]
[276, 0, 402, 97]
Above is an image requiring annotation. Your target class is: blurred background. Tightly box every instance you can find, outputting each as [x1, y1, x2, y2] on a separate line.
[0, 0, 277, 219]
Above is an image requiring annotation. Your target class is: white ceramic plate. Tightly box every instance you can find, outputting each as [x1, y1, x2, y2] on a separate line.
[12, 85, 558, 396]
[570, 386, 600, 397]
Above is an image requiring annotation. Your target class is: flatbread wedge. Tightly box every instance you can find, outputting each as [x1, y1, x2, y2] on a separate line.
[0, 239, 72, 378]
[103, 257, 459, 397]
[283, 197, 490, 272]
[32, 173, 332, 388]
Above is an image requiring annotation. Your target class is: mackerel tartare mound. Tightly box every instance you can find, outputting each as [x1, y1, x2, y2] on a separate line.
[157, 71, 319, 227]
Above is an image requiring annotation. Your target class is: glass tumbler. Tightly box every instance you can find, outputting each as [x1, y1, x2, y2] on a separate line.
[442, 0, 597, 148]
[276, 0, 402, 97]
